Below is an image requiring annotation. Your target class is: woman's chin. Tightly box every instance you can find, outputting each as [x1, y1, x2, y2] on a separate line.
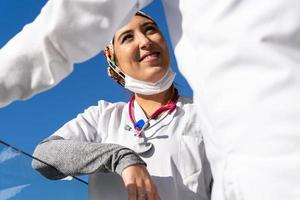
[142, 68, 168, 83]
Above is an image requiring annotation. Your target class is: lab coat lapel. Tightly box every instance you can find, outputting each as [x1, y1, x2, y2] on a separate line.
[133, 99, 178, 136]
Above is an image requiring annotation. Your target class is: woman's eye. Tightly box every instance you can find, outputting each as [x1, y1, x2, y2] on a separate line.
[145, 26, 157, 34]
[121, 35, 133, 43]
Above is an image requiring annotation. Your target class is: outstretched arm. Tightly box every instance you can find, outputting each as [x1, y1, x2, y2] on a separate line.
[0, 0, 152, 107]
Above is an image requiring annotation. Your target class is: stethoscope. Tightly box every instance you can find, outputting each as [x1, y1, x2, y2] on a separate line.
[126, 88, 179, 154]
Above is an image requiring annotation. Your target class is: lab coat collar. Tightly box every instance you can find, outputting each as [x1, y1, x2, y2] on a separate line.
[127, 98, 180, 136]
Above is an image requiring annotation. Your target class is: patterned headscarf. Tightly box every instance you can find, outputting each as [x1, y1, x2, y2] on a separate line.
[104, 11, 157, 87]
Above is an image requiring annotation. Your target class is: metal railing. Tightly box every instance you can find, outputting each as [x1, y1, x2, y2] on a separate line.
[0, 140, 87, 200]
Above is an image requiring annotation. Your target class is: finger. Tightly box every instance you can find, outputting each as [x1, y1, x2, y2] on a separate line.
[144, 180, 160, 200]
[145, 190, 161, 200]
[137, 186, 147, 200]
[127, 184, 137, 200]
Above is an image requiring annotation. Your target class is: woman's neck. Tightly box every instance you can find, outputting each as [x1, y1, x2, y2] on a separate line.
[134, 86, 174, 117]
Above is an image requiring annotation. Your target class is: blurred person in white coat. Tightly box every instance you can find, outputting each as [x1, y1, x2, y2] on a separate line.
[1, 0, 300, 200]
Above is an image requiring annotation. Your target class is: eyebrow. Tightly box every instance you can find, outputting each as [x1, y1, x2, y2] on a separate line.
[141, 21, 157, 28]
[116, 30, 133, 43]
[116, 21, 158, 43]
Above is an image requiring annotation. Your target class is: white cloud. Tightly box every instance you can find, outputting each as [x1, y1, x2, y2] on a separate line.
[0, 184, 30, 200]
[0, 147, 20, 164]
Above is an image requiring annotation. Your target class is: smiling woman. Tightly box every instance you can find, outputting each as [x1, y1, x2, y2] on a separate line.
[32, 12, 212, 200]
[113, 12, 170, 83]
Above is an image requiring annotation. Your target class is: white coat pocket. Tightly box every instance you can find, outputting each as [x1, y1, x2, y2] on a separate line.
[179, 122, 203, 178]
[178, 123, 212, 197]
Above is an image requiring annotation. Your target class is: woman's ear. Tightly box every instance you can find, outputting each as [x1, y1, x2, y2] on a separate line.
[107, 66, 125, 87]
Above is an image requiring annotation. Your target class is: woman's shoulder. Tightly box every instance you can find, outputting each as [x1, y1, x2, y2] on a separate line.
[178, 96, 195, 107]
[177, 96, 199, 117]
[93, 99, 128, 114]
[79, 99, 127, 117]
[97, 99, 127, 108]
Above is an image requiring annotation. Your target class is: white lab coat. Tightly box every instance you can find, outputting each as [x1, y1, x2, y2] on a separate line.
[1, 0, 300, 199]
[51, 97, 212, 200]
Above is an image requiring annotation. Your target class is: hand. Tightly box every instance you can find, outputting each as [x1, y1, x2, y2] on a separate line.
[121, 164, 161, 200]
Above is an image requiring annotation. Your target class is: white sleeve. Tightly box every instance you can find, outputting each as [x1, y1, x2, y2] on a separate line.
[0, 0, 152, 108]
[51, 100, 119, 142]
[52, 104, 101, 142]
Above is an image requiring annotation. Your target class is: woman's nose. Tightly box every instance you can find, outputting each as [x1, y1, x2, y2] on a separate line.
[138, 34, 152, 50]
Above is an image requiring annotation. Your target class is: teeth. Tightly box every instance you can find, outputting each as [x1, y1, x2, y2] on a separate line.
[143, 52, 158, 60]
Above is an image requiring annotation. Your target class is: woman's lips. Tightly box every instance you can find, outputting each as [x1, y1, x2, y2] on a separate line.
[139, 52, 160, 62]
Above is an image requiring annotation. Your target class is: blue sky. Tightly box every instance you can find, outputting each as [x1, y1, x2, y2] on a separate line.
[0, 0, 192, 198]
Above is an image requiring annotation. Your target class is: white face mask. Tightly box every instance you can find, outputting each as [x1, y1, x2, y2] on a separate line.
[124, 68, 176, 95]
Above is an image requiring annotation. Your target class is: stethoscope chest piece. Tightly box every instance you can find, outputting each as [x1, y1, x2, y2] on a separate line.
[128, 88, 178, 155]
[133, 138, 153, 154]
